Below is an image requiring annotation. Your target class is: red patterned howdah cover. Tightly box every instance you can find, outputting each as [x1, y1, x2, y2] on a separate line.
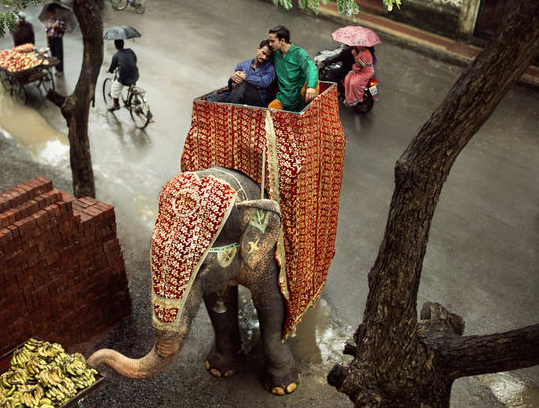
[181, 82, 346, 338]
[151, 172, 237, 331]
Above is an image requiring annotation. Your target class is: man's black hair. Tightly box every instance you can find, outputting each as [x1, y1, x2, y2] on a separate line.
[268, 25, 290, 43]
[114, 39, 125, 49]
[259, 39, 272, 50]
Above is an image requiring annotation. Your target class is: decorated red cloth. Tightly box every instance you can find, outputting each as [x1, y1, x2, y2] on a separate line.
[151, 172, 237, 332]
[181, 82, 346, 338]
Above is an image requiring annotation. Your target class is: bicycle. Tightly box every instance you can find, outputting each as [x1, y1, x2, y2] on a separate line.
[111, 0, 145, 13]
[103, 72, 153, 130]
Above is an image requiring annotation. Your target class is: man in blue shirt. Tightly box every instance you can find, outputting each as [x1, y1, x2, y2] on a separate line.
[207, 40, 276, 107]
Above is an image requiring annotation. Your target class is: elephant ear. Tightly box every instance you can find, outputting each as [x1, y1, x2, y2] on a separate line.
[237, 199, 281, 270]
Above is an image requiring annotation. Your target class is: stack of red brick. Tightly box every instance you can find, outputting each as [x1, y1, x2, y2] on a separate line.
[0, 176, 131, 356]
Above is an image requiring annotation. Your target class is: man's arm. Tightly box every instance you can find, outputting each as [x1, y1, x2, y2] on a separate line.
[108, 54, 118, 74]
[300, 49, 319, 102]
[228, 60, 249, 88]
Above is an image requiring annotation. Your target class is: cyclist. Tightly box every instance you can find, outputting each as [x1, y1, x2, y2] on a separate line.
[107, 39, 139, 112]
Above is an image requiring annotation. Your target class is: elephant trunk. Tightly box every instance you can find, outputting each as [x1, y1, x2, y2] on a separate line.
[87, 281, 204, 379]
[87, 341, 181, 379]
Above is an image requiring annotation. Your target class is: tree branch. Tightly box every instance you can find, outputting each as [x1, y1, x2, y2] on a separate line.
[438, 324, 539, 378]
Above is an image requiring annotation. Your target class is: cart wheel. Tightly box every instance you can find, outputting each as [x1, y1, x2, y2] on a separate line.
[134, 0, 146, 13]
[13, 78, 27, 104]
[103, 78, 113, 106]
[39, 69, 55, 93]
[111, 0, 128, 10]
[128, 93, 151, 129]
[1, 72, 11, 92]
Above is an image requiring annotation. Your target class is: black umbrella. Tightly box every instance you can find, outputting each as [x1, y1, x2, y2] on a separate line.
[104, 26, 142, 41]
[38, 1, 77, 33]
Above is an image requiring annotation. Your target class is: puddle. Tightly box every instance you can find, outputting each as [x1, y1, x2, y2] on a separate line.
[0, 88, 68, 166]
[481, 373, 539, 407]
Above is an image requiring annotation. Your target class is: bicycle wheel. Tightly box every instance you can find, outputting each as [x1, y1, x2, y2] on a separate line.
[111, 0, 128, 10]
[134, 0, 146, 13]
[128, 93, 151, 129]
[103, 77, 113, 106]
[0, 72, 11, 92]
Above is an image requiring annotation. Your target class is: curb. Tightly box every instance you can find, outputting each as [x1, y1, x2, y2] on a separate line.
[314, 2, 539, 90]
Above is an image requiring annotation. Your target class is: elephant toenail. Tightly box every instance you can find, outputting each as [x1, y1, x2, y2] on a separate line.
[223, 370, 235, 377]
[286, 383, 297, 393]
[210, 368, 222, 377]
[271, 387, 285, 396]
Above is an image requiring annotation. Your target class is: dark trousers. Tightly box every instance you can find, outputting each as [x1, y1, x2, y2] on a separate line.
[207, 82, 266, 107]
[48, 36, 63, 73]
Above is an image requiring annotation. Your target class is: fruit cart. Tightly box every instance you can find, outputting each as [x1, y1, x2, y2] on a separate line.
[0, 43, 59, 104]
[0, 338, 104, 408]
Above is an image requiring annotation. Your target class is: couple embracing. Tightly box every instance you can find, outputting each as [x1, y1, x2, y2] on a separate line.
[207, 25, 318, 112]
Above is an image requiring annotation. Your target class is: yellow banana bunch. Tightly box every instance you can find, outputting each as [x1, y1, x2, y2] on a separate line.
[1, 369, 28, 388]
[10, 347, 32, 370]
[71, 368, 97, 390]
[0, 393, 20, 408]
[22, 338, 43, 353]
[63, 356, 87, 377]
[44, 379, 76, 406]
[37, 397, 54, 408]
[19, 384, 44, 407]
[24, 357, 46, 378]
[36, 366, 63, 388]
[35, 344, 60, 364]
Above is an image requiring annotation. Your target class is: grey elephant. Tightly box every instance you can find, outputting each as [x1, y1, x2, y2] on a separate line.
[87, 166, 299, 395]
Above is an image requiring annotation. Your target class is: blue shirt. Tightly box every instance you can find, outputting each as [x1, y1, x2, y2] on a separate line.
[228, 58, 276, 104]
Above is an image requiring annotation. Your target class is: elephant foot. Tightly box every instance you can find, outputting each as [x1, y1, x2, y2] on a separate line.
[205, 346, 241, 378]
[262, 369, 300, 396]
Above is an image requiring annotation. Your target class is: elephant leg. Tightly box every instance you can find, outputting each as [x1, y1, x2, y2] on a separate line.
[251, 277, 299, 395]
[203, 286, 242, 378]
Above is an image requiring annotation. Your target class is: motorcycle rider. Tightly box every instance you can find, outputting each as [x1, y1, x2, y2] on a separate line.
[323, 45, 377, 104]
[343, 46, 375, 106]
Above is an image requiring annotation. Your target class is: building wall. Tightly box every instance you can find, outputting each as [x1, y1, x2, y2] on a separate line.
[0, 176, 131, 356]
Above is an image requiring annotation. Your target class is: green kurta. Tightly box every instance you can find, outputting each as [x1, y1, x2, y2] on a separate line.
[272, 43, 318, 112]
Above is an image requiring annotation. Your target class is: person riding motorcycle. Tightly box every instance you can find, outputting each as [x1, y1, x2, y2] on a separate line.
[323, 45, 377, 106]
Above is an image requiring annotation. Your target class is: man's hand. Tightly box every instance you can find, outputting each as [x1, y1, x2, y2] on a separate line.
[230, 71, 246, 84]
[305, 87, 317, 103]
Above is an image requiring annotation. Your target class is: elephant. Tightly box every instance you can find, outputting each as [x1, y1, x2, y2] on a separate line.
[87, 166, 300, 396]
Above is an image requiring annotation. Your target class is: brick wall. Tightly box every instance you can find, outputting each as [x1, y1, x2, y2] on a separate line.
[0, 176, 131, 356]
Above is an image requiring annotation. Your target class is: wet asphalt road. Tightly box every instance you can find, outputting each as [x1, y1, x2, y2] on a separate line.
[1, 0, 539, 406]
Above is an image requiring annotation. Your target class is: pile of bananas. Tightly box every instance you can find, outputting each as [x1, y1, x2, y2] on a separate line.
[0, 338, 99, 407]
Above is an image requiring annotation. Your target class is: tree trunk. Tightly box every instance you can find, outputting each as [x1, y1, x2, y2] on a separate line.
[328, 0, 539, 406]
[48, 0, 102, 198]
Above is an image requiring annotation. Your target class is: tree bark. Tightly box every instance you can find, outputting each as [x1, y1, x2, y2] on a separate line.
[329, 0, 539, 406]
[47, 0, 102, 198]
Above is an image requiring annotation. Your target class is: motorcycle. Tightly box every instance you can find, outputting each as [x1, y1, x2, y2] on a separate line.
[315, 45, 379, 114]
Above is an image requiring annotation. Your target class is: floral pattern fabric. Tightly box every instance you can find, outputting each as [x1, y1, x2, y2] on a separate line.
[151, 172, 237, 331]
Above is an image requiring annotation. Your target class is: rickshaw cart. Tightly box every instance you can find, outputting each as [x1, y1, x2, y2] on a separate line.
[181, 82, 346, 338]
[0, 57, 58, 104]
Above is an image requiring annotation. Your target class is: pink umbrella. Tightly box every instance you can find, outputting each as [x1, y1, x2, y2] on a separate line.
[331, 25, 381, 47]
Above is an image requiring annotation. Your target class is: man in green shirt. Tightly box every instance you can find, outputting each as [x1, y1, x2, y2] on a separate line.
[268, 25, 319, 112]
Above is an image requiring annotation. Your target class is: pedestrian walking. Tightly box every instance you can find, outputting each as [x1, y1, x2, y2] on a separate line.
[45, 5, 66, 76]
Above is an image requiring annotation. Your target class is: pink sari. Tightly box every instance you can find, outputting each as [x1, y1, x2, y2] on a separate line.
[344, 50, 374, 106]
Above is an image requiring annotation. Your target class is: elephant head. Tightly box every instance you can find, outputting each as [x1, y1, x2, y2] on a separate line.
[87, 169, 299, 395]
